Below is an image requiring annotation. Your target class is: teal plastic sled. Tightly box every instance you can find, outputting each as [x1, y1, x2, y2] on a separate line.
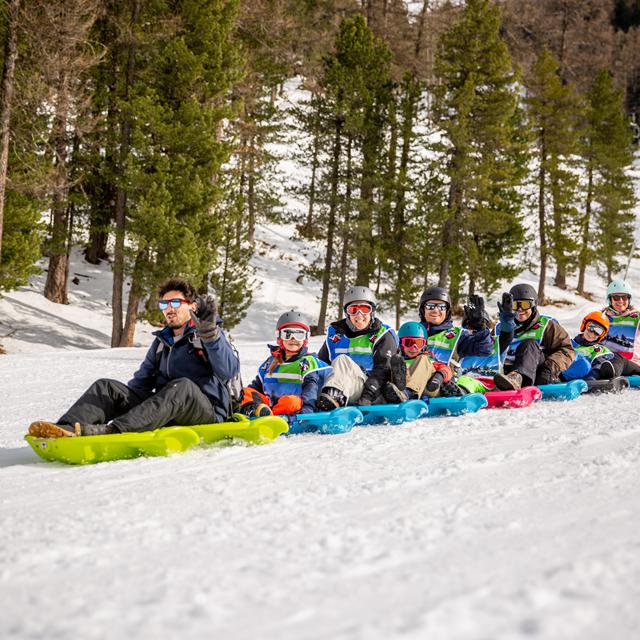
[288, 407, 364, 435]
[427, 393, 488, 417]
[538, 379, 588, 400]
[627, 375, 640, 388]
[358, 399, 428, 425]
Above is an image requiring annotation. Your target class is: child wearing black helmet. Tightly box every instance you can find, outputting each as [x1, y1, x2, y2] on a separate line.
[240, 311, 331, 419]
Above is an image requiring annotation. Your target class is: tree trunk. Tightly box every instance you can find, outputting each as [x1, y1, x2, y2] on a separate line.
[338, 135, 353, 313]
[439, 148, 463, 290]
[120, 256, 143, 347]
[247, 135, 256, 245]
[112, 0, 140, 347]
[44, 70, 71, 304]
[303, 124, 320, 237]
[551, 174, 566, 289]
[0, 0, 21, 265]
[414, 0, 429, 59]
[355, 132, 379, 285]
[577, 162, 593, 294]
[317, 117, 343, 334]
[537, 138, 548, 303]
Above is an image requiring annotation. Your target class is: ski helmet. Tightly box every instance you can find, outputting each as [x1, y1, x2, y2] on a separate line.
[418, 286, 451, 321]
[579, 310, 609, 342]
[276, 310, 310, 331]
[343, 285, 377, 312]
[509, 283, 538, 305]
[419, 286, 451, 307]
[606, 279, 633, 303]
[398, 321, 428, 339]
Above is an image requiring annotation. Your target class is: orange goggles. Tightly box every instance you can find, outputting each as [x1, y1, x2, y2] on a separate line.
[346, 303, 373, 316]
[400, 337, 427, 350]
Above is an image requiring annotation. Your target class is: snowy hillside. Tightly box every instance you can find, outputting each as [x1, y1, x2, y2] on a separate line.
[2, 212, 640, 639]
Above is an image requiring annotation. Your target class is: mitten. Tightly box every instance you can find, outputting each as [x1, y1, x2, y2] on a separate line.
[272, 395, 303, 415]
[497, 292, 516, 330]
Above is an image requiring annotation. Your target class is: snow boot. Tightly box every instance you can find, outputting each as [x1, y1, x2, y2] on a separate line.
[28, 421, 114, 438]
[382, 382, 408, 404]
[493, 371, 523, 391]
[316, 387, 347, 412]
[440, 381, 466, 397]
[389, 355, 407, 390]
[242, 402, 273, 418]
[358, 379, 381, 406]
[598, 360, 616, 380]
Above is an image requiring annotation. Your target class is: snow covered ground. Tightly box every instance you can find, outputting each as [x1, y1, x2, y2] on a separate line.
[2, 222, 640, 639]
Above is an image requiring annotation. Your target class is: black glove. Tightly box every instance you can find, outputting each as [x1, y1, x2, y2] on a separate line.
[497, 292, 516, 330]
[426, 370, 445, 393]
[190, 294, 220, 342]
[462, 294, 487, 330]
[535, 366, 556, 386]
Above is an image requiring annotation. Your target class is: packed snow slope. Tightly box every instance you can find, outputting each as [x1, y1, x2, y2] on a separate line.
[1, 223, 640, 639]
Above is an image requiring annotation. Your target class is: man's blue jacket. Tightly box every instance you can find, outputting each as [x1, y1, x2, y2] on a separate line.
[127, 319, 240, 422]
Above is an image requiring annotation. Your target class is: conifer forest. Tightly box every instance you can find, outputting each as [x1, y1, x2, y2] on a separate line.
[1, 0, 639, 342]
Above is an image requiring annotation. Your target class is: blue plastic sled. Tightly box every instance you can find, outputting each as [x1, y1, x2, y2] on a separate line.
[426, 393, 488, 417]
[288, 407, 364, 435]
[538, 379, 588, 400]
[358, 399, 428, 425]
[627, 375, 640, 388]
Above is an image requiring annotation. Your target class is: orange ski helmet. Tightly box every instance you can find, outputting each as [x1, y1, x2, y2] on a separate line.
[579, 311, 610, 342]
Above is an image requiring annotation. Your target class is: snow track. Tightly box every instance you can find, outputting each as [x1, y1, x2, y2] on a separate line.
[1, 349, 639, 639]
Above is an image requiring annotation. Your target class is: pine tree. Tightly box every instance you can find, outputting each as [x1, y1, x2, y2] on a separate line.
[580, 69, 637, 284]
[526, 47, 583, 299]
[431, 0, 528, 302]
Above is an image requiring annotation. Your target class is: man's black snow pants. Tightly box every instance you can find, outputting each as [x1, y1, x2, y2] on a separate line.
[504, 339, 547, 386]
[609, 354, 640, 377]
[58, 378, 220, 433]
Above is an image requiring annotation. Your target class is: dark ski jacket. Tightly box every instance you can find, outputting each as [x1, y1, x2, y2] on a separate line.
[128, 320, 240, 422]
[249, 346, 329, 414]
[420, 318, 493, 358]
[318, 317, 397, 383]
[573, 334, 615, 380]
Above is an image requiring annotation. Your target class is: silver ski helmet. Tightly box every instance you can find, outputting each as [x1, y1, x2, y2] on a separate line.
[276, 310, 310, 346]
[343, 285, 377, 314]
[418, 286, 451, 321]
[606, 279, 632, 303]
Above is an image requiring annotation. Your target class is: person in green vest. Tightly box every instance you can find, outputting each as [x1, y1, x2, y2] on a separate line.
[240, 311, 331, 419]
[601, 280, 640, 366]
[562, 310, 640, 381]
[493, 283, 575, 391]
[381, 321, 464, 402]
[316, 285, 398, 410]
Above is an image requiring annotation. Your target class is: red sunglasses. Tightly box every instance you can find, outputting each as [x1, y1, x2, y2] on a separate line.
[346, 303, 373, 316]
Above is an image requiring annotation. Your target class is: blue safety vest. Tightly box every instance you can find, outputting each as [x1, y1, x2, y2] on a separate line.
[325, 323, 396, 373]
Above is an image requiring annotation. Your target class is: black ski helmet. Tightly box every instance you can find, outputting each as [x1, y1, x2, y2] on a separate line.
[509, 283, 538, 305]
[343, 285, 377, 312]
[418, 286, 451, 321]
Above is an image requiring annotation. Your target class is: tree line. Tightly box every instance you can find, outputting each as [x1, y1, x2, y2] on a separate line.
[0, 0, 638, 344]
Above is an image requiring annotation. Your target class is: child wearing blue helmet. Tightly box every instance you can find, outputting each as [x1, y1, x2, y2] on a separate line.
[602, 279, 640, 366]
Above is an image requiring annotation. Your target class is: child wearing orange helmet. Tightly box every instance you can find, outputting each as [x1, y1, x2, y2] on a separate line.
[562, 311, 640, 380]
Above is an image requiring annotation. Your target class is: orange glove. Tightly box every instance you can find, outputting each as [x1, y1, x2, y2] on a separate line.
[272, 395, 303, 415]
[240, 387, 271, 408]
[432, 362, 453, 383]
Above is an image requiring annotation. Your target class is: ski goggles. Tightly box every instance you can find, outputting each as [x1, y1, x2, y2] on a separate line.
[400, 336, 427, 350]
[158, 298, 189, 310]
[584, 322, 606, 337]
[610, 294, 630, 302]
[423, 303, 448, 311]
[346, 303, 373, 316]
[278, 327, 309, 341]
[512, 299, 534, 311]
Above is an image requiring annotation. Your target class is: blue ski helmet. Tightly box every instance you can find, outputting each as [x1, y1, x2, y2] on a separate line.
[606, 279, 632, 302]
[398, 321, 427, 339]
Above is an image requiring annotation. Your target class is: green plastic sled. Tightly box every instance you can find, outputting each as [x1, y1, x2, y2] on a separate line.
[186, 414, 289, 445]
[25, 426, 200, 465]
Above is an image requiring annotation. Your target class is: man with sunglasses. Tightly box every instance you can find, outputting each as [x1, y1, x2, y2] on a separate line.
[418, 287, 494, 387]
[601, 280, 640, 365]
[493, 283, 575, 391]
[316, 285, 398, 410]
[29, 277, 240, 437]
